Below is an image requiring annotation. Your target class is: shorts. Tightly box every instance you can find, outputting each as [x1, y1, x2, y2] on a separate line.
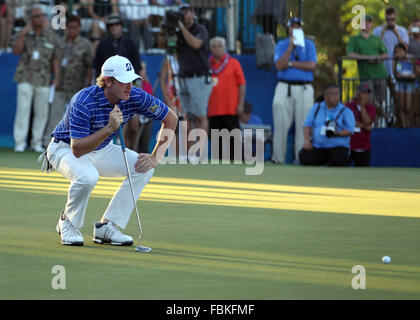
[395, 80, 415, 93]
[179, 76, 213, 117]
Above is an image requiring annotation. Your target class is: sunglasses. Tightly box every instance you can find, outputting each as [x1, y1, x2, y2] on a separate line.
[386, 18, 396, 22]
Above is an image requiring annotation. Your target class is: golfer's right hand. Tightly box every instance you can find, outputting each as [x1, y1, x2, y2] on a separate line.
[108, 106, 123, 131]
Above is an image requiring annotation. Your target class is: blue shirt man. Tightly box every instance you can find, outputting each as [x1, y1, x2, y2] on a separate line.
[274, 35, 317, 82]
[299, 84, 356, 166]
[271, 17, 317, 164]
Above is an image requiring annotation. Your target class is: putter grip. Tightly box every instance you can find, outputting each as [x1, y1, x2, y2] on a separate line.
[118, 126, 126, 152]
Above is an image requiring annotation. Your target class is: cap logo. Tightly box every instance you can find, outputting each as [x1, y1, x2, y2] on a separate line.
[126, 63, 132, 71]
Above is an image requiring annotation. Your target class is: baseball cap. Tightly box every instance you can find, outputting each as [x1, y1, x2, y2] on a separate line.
[287, 17, 302, 27]
[365, 15, 373, 21]
[105, 13, 123, 25]
[356, 82, 372, 93]
[101, 55, 142, 83]
[179, 3, 192, 11]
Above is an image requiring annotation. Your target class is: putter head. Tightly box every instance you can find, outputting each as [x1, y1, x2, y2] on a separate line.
[135, 245, 152, 253]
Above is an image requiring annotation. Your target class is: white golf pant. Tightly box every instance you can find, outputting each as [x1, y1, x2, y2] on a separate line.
[47, 140, 154, 229]
[14, 82, 50, 149]
[272, 82, 314, 163]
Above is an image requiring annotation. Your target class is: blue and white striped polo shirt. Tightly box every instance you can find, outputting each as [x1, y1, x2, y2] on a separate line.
[52, 85, 169, 150]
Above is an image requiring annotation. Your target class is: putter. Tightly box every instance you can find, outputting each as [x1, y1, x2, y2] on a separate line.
[118, 126, 152, 253]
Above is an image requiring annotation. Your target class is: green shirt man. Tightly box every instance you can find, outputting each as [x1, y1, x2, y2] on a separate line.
[346, 32, 388, 80]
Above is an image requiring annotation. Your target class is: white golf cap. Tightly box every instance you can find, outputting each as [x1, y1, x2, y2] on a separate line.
[101, 55, 142, 83]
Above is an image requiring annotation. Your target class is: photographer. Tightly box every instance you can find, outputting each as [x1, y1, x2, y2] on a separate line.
[299, 84, 355, 167]
[172, 4, 213, 162]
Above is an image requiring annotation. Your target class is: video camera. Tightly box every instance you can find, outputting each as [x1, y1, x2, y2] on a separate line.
[161, 10, 184, 52]
[162, 10, 184, 32]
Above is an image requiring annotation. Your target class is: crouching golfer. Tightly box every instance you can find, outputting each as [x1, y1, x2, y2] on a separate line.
[45, 55, 178, 246]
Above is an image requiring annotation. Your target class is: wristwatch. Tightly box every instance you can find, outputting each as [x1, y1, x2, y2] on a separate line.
[288, 61, 293, 68]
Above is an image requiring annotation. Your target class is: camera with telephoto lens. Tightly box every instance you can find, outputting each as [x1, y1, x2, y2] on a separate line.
[325, 115, 336, 138]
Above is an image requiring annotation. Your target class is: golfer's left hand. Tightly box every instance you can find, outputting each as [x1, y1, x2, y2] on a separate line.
[134, 153, 158, 173]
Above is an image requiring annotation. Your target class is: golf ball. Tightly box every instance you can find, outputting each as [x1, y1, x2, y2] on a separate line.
[382, 256, 391, 264]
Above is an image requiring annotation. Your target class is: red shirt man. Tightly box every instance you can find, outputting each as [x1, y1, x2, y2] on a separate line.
[345, 83, 376, 166]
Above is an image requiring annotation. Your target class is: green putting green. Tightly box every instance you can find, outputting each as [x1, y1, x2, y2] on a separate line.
[1, 148, 420, 299]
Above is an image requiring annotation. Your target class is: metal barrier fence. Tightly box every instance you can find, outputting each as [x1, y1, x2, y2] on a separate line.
[337, 57, 420, 129]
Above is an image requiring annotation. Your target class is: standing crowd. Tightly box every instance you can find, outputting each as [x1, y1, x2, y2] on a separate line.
[6, 1, 420, 169]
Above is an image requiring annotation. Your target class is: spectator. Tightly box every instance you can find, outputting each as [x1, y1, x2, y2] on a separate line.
[346, 14, 388, 125]
[299, 84, 355, 167]
[151, 0, 183, 5]
[373, 7, 409, 76]
[345, 83, 376, 167]
[0, 0, 14, 52]
[118, 0, 152, 53]
[87, 0, 119, 52]
[408, 19, 420, 127]
[239, 102, 265, 163]
[12, 5, 60, 153]
[176, 3, 213, 163]
[137, 62, 154, 153]
[42, 15, 93, 147]
[93, 13, 142, 148]
[208, 36, 246, 161]
[271, 17, 317, 164]
[393, 43, 416, 128]
[239, 101, 263, 126]
[66, 0, 93, 39]
[93, 13, 142, 78]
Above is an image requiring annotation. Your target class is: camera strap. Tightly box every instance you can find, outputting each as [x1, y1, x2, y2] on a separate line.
[314, 103, 346, 122]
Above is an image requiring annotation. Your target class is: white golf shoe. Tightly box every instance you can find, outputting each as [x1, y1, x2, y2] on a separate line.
[93, 221, 133, 246]
[56, 213, 84, 246]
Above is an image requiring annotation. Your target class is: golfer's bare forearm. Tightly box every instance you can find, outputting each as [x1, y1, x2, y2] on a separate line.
[71, 125, 115, 158]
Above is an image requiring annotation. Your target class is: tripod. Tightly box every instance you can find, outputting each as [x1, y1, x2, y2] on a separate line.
[156, 49, 186, 159]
